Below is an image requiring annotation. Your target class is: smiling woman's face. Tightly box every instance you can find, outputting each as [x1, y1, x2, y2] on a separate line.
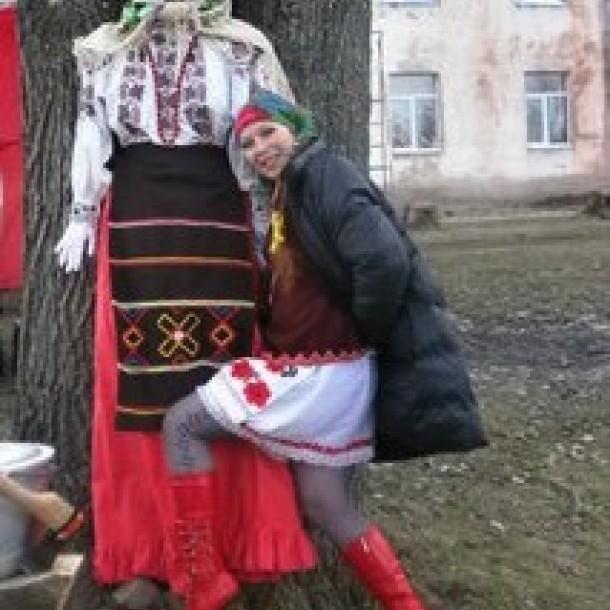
[239, 121, 296, 180]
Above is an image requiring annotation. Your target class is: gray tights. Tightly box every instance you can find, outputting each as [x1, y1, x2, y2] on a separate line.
[163, 391, 369, 546]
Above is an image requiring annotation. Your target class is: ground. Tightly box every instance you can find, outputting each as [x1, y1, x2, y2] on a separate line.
[1, 214, 608, 610]
[368, 215, 610, 610]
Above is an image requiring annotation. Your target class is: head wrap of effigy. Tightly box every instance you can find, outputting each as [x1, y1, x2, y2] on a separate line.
[72, 0, 292, 103]
[118, 0, 231, 33]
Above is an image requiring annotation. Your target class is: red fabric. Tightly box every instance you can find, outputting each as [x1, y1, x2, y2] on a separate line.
[0, 5, 23, 290]
[234, 105, 271, 137]
[92, 197, 317, 586]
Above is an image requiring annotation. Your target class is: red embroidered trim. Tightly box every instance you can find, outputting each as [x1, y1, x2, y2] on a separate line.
[264, 359, 286, 373]
[243, 380, 271, 408]
[231, 359, 255, 380]
[259, 349, 368, 367]
[146, 36, 198, 145]
[242, 424, 372, 456]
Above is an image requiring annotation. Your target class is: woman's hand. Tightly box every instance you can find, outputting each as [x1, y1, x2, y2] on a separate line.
[54, 220, 96, 272]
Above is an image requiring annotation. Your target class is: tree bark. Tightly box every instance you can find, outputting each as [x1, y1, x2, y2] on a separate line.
[14, 1, 372, 608]
[14, 0, 124, 502]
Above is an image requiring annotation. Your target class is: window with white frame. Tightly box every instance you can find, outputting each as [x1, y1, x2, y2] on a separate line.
[515, 1, 566, 6]
[389, 73, 440, 152]
[381, 1, 436, 5]
[525, 72, 569, 147]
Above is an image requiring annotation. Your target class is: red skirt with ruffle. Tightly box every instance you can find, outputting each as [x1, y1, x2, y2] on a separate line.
[92, 198, 317, 585]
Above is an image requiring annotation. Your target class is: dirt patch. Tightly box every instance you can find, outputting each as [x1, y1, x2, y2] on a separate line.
[366, 217, 609, 610]
[581, 192, 610, 219]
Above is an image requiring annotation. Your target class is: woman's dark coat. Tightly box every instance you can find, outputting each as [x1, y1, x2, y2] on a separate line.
[282, 140, 487, 461]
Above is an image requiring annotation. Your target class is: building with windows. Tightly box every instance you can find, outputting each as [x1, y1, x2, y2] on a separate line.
[371, 0, 608, 209]
[604, 0, 610, 180]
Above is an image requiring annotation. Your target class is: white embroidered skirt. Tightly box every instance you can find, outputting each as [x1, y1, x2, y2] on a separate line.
[197, 355, 375, 466]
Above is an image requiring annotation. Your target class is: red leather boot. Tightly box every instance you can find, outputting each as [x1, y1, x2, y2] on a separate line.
[341, 526, 427, 610]
[169, 473, 239, 610]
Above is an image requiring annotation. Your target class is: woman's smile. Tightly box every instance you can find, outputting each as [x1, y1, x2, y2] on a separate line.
[239, 120, 296, 179]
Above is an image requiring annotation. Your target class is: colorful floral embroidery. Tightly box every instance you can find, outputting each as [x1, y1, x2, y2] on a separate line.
[118, 48, 149, 140]
[231, 359, 255, 380]
[244, 380, 271, 408]
[147, 32, 198, 144]
[228, 358, 307, 411]
[264, 359, 285, 374]
[157, 312, 201, 359]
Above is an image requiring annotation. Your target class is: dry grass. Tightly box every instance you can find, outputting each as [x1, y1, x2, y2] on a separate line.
[367, 216, 610, 610]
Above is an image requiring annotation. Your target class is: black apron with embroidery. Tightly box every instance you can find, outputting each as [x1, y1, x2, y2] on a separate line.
[109, 143, 255, 430]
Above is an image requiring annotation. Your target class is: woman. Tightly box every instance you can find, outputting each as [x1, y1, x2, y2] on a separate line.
[163, 91, 487, 610]
[54, 2, 316, 607]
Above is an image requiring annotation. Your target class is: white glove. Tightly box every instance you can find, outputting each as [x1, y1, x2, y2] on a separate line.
[54, 220, 96, 272]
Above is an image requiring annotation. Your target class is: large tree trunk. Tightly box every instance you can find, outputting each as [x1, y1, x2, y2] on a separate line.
[14, 0, 124, 501]
[14, 1, 372, 608]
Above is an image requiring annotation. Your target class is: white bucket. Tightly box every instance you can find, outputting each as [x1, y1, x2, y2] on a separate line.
[0, 442, 55, 579]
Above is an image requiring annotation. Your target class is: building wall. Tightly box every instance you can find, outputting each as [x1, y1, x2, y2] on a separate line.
[603, 0, 610, 188]
[372, 0, 606, 203]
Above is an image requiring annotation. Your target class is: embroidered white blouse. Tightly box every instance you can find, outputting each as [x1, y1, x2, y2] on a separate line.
[71, 16, 278, 222]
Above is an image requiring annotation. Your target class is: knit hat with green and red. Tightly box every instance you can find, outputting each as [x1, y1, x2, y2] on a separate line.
[234, 90, 317, 143]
